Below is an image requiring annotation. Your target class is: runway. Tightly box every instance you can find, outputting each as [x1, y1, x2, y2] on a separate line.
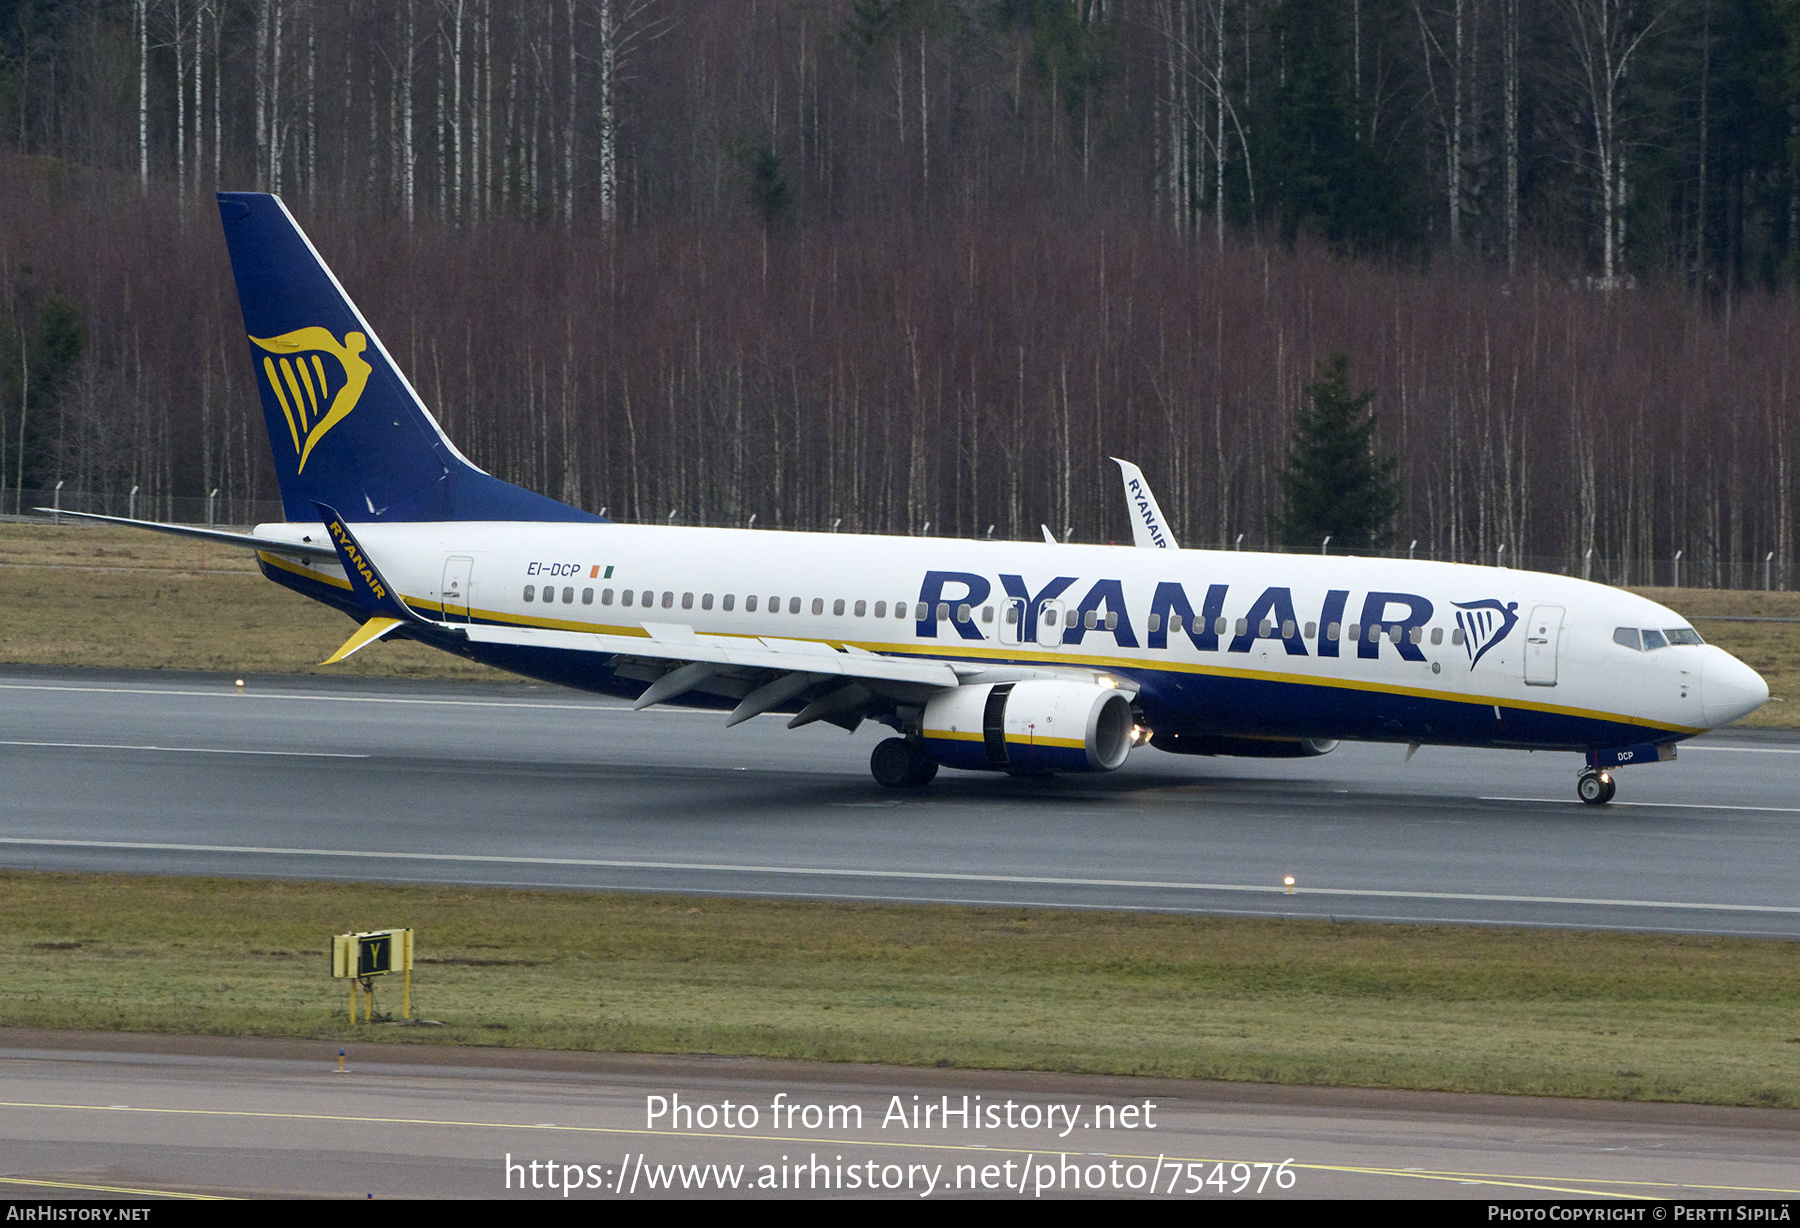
[3, 1031, 1798, 1200]
[3, 666, 1800, 935]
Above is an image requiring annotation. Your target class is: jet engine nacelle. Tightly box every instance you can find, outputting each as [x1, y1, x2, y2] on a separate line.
[1149, 732, 1339, 758]
[921, 680, 1135, 773]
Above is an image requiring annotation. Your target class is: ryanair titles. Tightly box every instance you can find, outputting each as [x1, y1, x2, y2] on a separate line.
[325, 516, 388, 601]
[913, 570, 1507, 666]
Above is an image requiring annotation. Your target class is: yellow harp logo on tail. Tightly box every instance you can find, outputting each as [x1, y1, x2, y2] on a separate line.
[250, 328, 373, 473]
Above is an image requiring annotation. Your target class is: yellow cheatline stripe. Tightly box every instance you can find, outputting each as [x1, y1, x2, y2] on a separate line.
[0, 1174, 230, 1200]
[4, 1102, 1794, 1198]
[259, 551, 352, 591]
[253, 553, 1694, 735]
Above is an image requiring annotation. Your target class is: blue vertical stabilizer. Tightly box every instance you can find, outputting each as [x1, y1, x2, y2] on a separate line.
[217, 192, 599, 524]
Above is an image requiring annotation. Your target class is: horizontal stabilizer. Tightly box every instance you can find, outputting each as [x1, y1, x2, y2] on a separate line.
[33, 509, 338, 559]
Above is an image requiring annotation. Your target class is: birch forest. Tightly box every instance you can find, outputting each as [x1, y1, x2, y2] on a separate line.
[1, 0, 1797, 587]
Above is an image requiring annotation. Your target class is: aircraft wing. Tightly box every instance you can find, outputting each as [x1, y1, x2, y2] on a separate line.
[455, 621, 962, 730]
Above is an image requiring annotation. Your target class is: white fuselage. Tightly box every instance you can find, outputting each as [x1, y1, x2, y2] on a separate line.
[254, 521, 1770, 750]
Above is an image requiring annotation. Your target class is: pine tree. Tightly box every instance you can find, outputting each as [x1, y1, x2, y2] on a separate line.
[1277, 353, 1398, 552]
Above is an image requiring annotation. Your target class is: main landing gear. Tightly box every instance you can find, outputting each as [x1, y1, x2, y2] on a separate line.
[871, 737, 939, 788]
[1577, 768, 1616, 806]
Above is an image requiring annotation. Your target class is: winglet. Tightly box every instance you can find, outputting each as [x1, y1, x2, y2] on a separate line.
[312, 501, 418, 621]
[1111, 458, 1179, 549]
[321, 616, 404, 664]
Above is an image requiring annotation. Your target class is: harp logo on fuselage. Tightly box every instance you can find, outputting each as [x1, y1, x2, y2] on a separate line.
[251, 327, 373, 473]
[1452, 599, 1520, 669]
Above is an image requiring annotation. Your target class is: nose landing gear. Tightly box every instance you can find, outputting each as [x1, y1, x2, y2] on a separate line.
[1577, 768, 1616, 805]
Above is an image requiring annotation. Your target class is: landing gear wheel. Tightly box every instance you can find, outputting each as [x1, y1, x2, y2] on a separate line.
[872, 738, 938, 788]
[1577, 769, 1615, 806]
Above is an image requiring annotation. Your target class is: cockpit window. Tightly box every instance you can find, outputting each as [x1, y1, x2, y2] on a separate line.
[1616, 626, 1705, 651]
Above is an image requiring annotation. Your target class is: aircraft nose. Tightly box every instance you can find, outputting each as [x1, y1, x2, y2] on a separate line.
[1701, 647, 1769, 727]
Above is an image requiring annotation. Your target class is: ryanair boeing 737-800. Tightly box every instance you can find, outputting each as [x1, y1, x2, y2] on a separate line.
[49, 193, 1770, 803]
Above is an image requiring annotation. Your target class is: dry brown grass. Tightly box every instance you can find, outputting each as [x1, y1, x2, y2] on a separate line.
[4, 870, 1799, 1106]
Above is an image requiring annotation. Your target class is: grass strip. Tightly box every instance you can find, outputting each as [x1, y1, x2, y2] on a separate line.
[3, 870, 1797, 1107]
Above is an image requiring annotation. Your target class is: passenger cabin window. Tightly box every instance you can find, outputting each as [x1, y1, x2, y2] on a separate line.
[1303, 621, 1316, 638]
[582, 588, 594, 605]
[874, 601, 887, 618]
[1147, 613, 1162, 633]
[543, 586, 555, 603]
[1430, 626, 1442, 645]
[602, 588, 614, 605]
[813, 598, 825, 615]
[640, 590, 653, 607]
[523, 585, 535, 602]
[701, 594, 714, 610]
[833, 599, 845, 616]
[1450, 627, 1464, 645]
[682, 592, 694, 610]
[982, 606, 994, 623]
[661, 591, 674, 609]
[723, 594, 736, 611]
[1168, 613, 1182, 633]
[854, 600, 867, 617]
[790, 596, 802, 614]
[1327, 622, 1340, 641]
[562, 587, 574, 604]
[745, 595, 758, 612]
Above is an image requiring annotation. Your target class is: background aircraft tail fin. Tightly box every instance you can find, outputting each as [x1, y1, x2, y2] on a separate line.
[217, 192, 598, 524]
[1111, 458, 1178, 549]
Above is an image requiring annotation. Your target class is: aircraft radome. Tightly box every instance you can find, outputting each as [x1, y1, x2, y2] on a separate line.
[46, 193, 1770, 804]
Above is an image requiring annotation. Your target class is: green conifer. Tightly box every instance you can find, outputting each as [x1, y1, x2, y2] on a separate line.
[1277, 353, 1399, 552]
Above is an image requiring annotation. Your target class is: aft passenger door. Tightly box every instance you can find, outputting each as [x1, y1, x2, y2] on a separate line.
[1524, 604, 1564, 686]
[442, 556, 474, 623]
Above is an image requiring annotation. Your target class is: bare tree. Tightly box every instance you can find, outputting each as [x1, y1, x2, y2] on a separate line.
[1556, 0, 1666, 287]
